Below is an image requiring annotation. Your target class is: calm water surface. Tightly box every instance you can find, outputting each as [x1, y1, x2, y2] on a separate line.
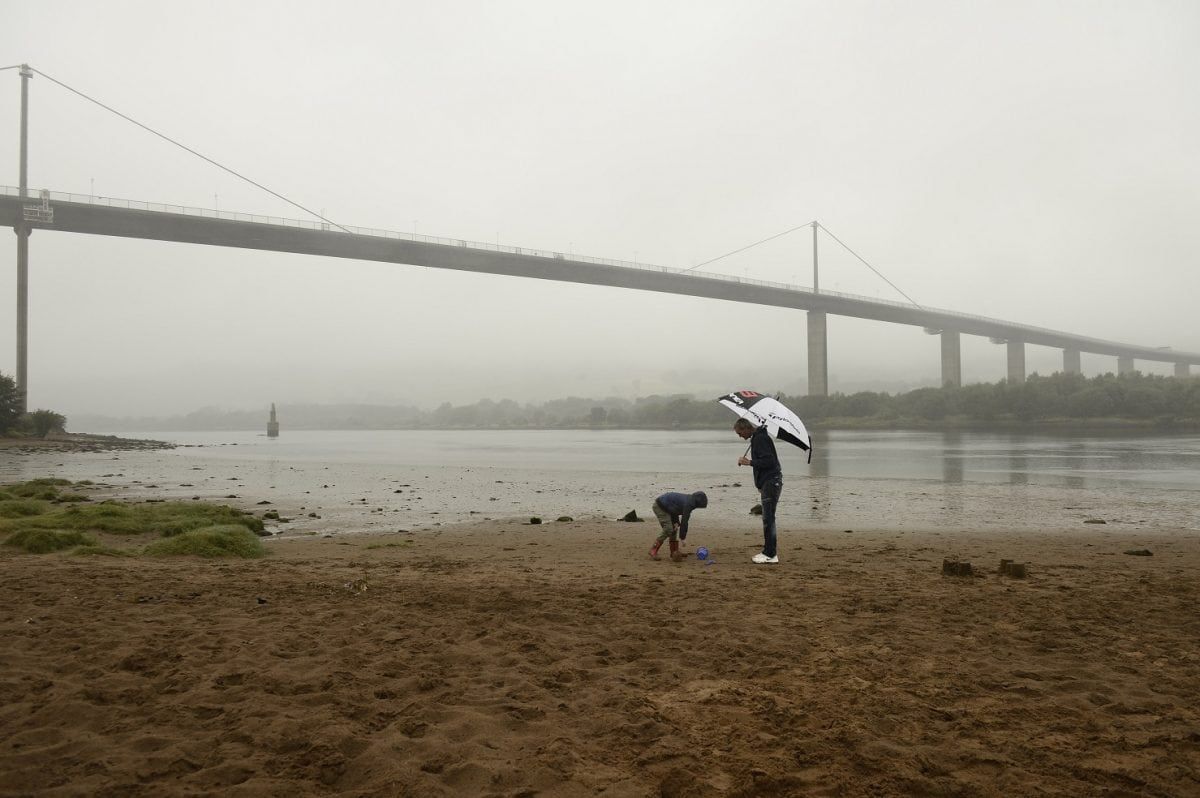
[2, 429, 1197, 534]
[82, 429, 1200, 486]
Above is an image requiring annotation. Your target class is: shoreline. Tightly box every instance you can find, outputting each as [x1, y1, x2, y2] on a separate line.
[0, 432, 174, 454]
[71, 419, 1200, 434]
[2, 433, 1199, 795]
[2, 505, 1197, 795]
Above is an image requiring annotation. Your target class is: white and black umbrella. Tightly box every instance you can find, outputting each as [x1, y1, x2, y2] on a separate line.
[717, 390, 812, 461]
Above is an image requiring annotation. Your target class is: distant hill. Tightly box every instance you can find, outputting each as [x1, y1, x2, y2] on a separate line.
[73, 403, 426, 432]
[71, 373, 1200, 433]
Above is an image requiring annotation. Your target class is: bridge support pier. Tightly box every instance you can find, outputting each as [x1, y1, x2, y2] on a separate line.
[1118, 356, 1135, 376]
[940, 331, 961, 387]
[1007, 341, 1025, 384]
[14, 64, 31, 413]
[806, 311, 828, 397]
[15, 226, 29, 412]
[1176, 363, 1191, 378]
[1063, 347, 1081, 375]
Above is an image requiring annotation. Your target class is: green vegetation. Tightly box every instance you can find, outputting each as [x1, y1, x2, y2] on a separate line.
[0, 374, 21, 433]
[80, 372, 1200, 432]
[0, 371, 70, 436]
[26, 409, 67, 438]
[365, 540, 411, 550]
[144, 525, 265, 558]
[4, 528, 96, 553]
[418, 372, 1200, 430]
[4, 500, 264, 538]
[791, 372, 1200, 428]
[0, 499, 52, 518]
[0, 479, 266, 558]
[3, 477, 71, 499]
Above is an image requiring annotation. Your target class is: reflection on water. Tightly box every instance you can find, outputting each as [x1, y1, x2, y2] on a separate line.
[810, 429, 1200, 491]
[4, 429, 1199, 493]
[2, 428, 1197, 533]
[1008, 452, 1029, 486]
[941, 431, 965, 485]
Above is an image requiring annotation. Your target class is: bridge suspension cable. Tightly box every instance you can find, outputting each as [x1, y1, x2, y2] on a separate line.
[682, 221, 816, 273]
[685, 218, 922, 308]
[24, 66, 352, 234]
[816, 223, 922, 308]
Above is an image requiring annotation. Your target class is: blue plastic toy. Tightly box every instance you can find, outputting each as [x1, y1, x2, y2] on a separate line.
[696, 546, 709, 560]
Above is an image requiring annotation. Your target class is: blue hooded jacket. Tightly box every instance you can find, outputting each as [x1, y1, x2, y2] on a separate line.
[654, 491, 708, 539]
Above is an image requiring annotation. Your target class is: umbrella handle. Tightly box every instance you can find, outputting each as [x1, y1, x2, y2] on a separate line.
[743, 443, 752, 458]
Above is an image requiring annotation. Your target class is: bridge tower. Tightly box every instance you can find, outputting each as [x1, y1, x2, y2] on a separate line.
[267, 403, 280, 437]
[806, 222, 828, 396]
[13, 64, 32, 412]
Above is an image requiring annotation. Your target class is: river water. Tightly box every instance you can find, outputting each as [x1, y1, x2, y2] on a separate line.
[2, 429, 1197, 536]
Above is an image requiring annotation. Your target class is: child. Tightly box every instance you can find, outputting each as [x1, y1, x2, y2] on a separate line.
[650, 491, 708, 560]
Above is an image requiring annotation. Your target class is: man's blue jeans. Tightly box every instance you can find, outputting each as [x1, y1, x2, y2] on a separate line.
[760, 477, 783, 558]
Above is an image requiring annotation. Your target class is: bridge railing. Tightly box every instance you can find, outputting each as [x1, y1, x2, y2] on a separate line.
[0, 185, 1156, 350]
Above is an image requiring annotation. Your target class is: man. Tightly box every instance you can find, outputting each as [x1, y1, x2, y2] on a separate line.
[650, 490, 708, 561]
[734, 417, 782, 564]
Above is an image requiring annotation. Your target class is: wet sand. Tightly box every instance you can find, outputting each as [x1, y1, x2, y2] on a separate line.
[2, 514, 1198, 796]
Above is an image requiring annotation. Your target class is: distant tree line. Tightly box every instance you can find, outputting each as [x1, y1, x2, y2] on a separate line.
[65, 371, 1200, 433]
[790, 371, 1200, 427]
[424, 372, 1200, 430]
[426, 395, 733, 429]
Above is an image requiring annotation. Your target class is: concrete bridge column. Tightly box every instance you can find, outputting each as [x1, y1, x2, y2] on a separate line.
[1063, 348, 1081, 375]
[15, 225, 29, 412]
[1118, 356, 1135, 376]
[1007, 340, 1025, 384]
[806, 311, 828, 397]
[1176, 363, 1191, 378]
[940, 331, 961, 387]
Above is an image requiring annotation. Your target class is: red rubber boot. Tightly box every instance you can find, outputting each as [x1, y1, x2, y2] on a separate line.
[650, 539, 663, 559]
[669, 540, 681, 561]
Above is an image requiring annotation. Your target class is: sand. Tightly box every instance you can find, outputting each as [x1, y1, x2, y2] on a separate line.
[2, 513, 1198, 797]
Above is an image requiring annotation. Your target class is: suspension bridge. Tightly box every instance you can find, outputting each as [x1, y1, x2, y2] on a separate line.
[4, 64, 1198, 411]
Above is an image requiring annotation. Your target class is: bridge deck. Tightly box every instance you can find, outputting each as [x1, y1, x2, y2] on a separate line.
[3, 188, 1197, 365]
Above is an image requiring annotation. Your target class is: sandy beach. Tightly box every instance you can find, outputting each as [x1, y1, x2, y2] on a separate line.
[2, 509, 1198, 796]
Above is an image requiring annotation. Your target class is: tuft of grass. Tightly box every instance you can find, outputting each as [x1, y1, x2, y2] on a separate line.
[13, 478, 73, 491]
[53, 493, 91, 503]
[4, 528, 96, 554]
[0, 499, 52, 518]
[0, 499, 264, 538]
[143, 525, 265, 558]
[6, 478, 74, 502]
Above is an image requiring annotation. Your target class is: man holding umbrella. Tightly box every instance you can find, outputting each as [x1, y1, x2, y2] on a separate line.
[735, 417, 784, 563]
[719, 390, 812, 565]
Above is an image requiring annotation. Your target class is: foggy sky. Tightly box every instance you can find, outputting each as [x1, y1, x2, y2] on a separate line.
[2, 1, 1199, 418]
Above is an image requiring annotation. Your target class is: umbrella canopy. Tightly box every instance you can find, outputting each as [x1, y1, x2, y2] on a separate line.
[717, 390, 812, 459]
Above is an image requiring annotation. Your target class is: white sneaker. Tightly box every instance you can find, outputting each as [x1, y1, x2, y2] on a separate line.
[752, 553, 779, 564]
